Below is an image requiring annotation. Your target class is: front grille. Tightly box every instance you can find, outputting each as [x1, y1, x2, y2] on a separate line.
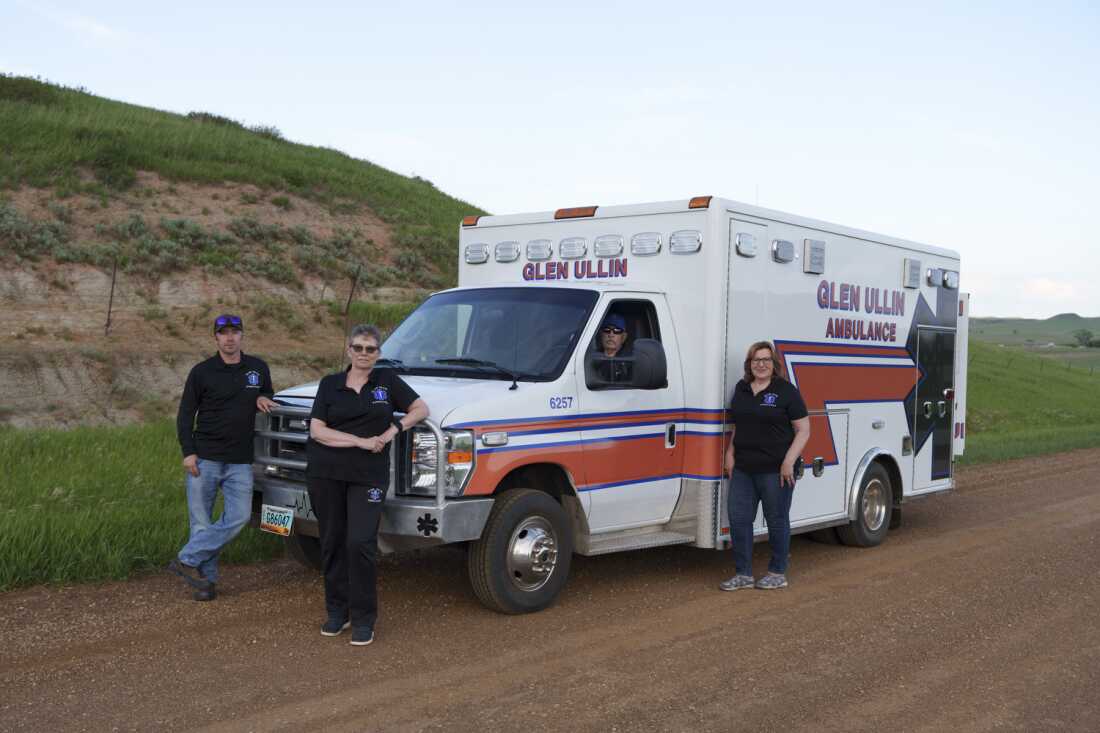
[254, 405, 310, 483]
[256, 405, 410, 491]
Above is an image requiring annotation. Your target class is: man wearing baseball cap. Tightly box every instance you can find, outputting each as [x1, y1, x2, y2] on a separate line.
[595, 312, 633, 384]
[599, 313, 629, 358]
[168, 314, 276, 601]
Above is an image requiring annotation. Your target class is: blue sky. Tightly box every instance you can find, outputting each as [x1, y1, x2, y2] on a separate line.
[3, 1, 1098, 318]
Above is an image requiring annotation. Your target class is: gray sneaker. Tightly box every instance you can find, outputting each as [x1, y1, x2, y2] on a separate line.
[755, 573, 788, 589]
[719, 574, 755, 591]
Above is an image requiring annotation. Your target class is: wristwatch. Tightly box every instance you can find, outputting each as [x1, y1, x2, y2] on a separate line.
[391, 417, 404, 433]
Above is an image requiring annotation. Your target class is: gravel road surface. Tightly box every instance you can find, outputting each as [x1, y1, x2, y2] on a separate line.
[2, 449, 1098, 732]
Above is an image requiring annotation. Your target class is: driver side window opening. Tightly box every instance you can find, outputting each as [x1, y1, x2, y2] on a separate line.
[586, 299, 665, 391]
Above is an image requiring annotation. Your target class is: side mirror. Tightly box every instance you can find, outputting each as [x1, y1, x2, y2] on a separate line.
[629, 338, 666, 389]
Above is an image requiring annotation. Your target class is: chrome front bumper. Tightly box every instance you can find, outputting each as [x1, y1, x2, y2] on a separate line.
[253, 477, 494, 553]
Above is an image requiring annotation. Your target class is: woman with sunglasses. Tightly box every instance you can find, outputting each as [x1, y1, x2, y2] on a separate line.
[720, 341, 810, 591]
[306, 324, 429, 646]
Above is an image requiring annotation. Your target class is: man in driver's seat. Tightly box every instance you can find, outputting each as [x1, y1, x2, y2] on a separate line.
[596, 313, 632, 383]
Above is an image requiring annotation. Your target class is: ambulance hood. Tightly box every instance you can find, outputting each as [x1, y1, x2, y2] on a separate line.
[274, 374, 522, 427]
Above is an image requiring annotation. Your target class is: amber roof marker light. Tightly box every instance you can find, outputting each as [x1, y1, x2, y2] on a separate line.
[462, 215, 481, 227]
[554, 205, 599, 220]
[688, 196, 713, 209]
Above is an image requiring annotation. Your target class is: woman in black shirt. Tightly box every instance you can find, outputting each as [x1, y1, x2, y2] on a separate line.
[307, 324, 429, 646]
[720, 341, 810, 591]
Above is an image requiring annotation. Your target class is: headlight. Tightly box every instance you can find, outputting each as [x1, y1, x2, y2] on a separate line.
[405, 429, 474, 497]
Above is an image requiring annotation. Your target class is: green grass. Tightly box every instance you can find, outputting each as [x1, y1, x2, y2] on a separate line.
[340, 300, 419, 332]
[2, 337, 1098, 591]
[958, 341, 1100, 464]
[0, 74, 485, 284]
[0, 421, 282, 591]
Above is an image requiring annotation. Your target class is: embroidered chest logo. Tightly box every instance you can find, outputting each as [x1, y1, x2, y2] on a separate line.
[367, 488, 384, 503]
[762, 393, 779, 407]
[245, 370, 261, 388]
[371, 386, 389, 403]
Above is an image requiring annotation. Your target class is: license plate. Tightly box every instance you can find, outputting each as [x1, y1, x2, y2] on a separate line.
[259, 504, 295, 536]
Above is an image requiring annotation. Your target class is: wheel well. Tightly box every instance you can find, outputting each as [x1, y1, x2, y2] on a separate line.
[494, 463, 576, 503]
[873, 456, 904, 508]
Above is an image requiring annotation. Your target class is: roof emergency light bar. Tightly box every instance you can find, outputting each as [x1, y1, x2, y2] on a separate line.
[463, 197, 710, 264]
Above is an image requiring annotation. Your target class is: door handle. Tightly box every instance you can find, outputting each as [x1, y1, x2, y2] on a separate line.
[937, 401, 947, 418]
[923, 401, 933, 419]
[812, 457, 825, 477]
[665, 423, 677, 449]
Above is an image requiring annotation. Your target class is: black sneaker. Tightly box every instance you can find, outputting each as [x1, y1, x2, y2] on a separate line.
[350, 627, 374, 646]
[167, 559, 211, 590]
[193, 584, 217, 602]
[320, 616, 351, 637]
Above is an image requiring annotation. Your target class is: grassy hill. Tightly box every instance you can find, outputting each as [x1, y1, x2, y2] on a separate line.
[970, 313, 1100, 346]
[0, 74, 483, 426]
[970, 314, 1100, 371]
[0, 74, 483, 286]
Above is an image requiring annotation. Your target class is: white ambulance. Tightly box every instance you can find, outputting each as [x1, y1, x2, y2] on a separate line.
[254, 196, 968, 614]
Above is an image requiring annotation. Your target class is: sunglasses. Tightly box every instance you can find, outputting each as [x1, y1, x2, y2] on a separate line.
[214, 315, 242, 329]
[350, 343, 380, 354]
[601, 326, 624, 335]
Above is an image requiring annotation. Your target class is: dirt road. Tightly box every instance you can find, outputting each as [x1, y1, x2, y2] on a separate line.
[3, 449, 1099, 732]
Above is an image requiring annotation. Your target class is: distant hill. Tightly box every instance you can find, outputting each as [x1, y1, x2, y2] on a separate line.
[970, 313, 1100, 346]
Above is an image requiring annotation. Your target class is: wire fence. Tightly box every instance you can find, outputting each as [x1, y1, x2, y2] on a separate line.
[2, 259, 422, 342]
[968, 349, 1099, 377]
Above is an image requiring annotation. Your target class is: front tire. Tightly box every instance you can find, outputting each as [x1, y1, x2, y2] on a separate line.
[467, 489, 573, 614]
[837, 463, 893, 547]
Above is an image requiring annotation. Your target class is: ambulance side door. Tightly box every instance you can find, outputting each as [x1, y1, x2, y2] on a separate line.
[576, 295, 686, 533]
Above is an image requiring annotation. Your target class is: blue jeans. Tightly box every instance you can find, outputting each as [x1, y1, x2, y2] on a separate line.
[728, 468, 794, 576]
[178, 460, 253, 584]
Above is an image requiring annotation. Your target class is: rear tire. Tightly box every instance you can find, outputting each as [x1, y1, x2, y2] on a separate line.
[286, 534, 322, 571]
[838, 463, 893, 547]
[467, 489, 573, 614]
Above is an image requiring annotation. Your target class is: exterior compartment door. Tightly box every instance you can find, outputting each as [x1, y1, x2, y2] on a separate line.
[913, 327, 956, 489]
[790, 411, 849, 527]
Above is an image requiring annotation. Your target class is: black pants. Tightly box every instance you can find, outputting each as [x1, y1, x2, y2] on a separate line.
[307, 477, 386, 629]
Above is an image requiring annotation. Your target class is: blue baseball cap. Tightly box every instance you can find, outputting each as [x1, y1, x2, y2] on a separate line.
[213, 314, 244, 333]
[602, 313, 626, 332]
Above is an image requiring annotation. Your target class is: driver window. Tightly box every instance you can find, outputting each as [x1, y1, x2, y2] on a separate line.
[586, 300, 663, 390]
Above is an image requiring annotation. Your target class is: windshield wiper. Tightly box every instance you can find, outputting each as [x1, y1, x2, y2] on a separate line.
[375, 357, 408, 372]
[434, 358, 521, 390]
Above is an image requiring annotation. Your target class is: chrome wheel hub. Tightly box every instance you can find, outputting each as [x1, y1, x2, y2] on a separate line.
[506, 516, 559, 592]
[862, 478, 888, 532]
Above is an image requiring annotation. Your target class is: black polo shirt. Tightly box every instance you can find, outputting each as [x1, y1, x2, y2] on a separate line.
[306, 367, 419, 484]
[177, 352, 274, 464]
[728, 378, 808, 473]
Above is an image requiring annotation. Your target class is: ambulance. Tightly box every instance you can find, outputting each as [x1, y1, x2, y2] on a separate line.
[253, 196, 968, 614]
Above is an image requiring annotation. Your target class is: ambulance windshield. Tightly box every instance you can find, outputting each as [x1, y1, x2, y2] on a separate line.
[383, 287, 599, 381]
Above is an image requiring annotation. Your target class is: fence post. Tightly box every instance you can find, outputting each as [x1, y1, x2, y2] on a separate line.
[104, 256, 118, 336]
[342, 264, 363, 340]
